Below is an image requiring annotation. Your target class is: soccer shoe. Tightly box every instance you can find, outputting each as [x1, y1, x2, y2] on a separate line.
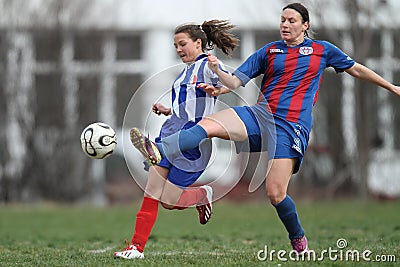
[196, 185, 213, 225]
[290, 236, 309, 255]
[130, 127, 162, 165]
[113, 244, 144, 259]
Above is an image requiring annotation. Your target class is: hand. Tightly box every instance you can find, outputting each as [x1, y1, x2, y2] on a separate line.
[391, 85, 400, 97]
[207, 53, 220, 73]
[152, 103, 171, 116]
[198, 83, 222, 96]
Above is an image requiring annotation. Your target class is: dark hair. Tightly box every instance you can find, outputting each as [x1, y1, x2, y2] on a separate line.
[174, 20, 239, 56]
[283, 3, 311, 38]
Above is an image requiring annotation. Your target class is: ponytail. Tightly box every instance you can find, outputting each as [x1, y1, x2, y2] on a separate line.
[174, 20, 239, 56]
[201, 20, 239, 56]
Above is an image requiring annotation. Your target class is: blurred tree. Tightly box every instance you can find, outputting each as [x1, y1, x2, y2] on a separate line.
[0, 0, 95, 203]
[345, 0, 389, 200]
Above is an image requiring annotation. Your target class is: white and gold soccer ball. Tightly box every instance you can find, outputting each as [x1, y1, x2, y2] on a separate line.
[80, 122, 117, 159]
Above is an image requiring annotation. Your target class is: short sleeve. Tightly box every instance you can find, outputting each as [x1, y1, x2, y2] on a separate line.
[324, 41, 355, 73]
[233, 46, 268, 86]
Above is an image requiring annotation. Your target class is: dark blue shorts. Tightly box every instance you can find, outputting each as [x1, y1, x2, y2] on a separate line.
[232, 105, 309, 174]
[157, 157, 204, 188]
[273, 116, 309, 174]
[155, 114, 211, 188]
[232, 106, 264, 153]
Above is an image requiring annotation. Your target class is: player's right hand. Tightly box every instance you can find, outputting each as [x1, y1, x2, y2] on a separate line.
[207, 53, 219, 73]
[152, 103, 171, 116]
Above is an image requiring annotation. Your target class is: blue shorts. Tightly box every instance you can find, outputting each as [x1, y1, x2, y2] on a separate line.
[232, 105, 309, 174]
[232, 106, 264, 153]
[157, 157, 204, 188]
[155, 114, 211, 188]
[273, 115, 309, 174]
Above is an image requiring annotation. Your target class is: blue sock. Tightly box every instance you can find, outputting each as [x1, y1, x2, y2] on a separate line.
[156, 124, 208, 157]
[274, 195, 305, 240]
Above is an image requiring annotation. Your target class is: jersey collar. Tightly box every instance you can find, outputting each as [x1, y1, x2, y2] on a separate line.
[195, 53, 208, 61]
[282, 38, 311, 48]
[187, 53, 208, 67]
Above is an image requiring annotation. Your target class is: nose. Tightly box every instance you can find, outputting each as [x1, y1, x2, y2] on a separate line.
[281, 20, 289, 27]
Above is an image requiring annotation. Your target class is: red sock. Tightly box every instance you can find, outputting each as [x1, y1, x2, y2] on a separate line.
[131, 196, 159, 252]
[173, 187, 206, 210]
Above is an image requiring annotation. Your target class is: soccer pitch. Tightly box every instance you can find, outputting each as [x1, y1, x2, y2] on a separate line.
[0, 200, 398, 266]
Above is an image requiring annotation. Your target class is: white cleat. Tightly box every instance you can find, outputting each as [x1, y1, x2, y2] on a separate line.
[196, 185, 213, 225]
[113, 244, 144, 259]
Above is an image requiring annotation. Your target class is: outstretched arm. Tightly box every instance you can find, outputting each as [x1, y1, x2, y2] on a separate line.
[345, 63, 400, 96]
[207, 54, 243, 90]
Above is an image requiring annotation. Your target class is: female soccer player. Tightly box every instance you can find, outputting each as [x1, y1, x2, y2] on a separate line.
[114, 20, 239, 259]
[131, 3, 400, 255]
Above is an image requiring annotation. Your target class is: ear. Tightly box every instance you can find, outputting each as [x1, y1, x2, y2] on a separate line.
[195, 38, 202, 49]
[303, 21, 309, 32]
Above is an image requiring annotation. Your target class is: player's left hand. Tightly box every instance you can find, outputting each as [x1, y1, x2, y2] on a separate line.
[391, 85, 400, 97]
[198, 83, 221, 96]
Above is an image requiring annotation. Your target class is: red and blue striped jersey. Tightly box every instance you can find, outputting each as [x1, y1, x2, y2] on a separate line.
[234, 39, 355, 131]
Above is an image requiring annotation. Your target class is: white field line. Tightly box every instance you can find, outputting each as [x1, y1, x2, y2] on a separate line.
[151, 250, 243, 256]
[88, 246, 115, 253]
[88, 247, 243, 256]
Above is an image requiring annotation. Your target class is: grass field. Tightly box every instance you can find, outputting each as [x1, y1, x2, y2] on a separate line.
[0, 200, 399, 266]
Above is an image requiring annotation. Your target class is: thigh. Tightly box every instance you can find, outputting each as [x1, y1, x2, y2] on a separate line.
[144, 166, 169, 199]
[198, 108, 248, 141]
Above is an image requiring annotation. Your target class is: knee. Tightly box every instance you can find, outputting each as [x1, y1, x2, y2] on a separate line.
[266, 185, 286, 206]
[160, 202, 174, 210]
[198, 118, 216, 137]
[160, 192, 178, 210]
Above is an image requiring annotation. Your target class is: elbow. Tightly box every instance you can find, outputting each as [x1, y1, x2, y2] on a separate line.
[346, 63, 363, 78]
[230, 77, 243, 90]
[227, 84, 240, 90]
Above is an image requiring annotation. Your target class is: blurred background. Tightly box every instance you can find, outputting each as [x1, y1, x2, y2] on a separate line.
[1, 0, 400, 205]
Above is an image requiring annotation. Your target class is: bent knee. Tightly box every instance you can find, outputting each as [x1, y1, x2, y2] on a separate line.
[160, 202, 174, 210]
[266, 187, 286, 205]
[197, 117, 215, 136]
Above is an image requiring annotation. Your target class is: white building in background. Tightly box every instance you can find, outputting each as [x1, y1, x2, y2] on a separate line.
[1, 0, 400, 202]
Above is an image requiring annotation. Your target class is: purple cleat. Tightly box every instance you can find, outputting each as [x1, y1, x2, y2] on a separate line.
[290, 236, 309, 255]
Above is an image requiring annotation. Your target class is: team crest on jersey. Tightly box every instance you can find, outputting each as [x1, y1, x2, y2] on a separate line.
[299, 47, 313, 55]
[191, 74, 197, 84]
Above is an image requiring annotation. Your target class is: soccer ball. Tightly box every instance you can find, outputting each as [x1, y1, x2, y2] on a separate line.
[80, 122, 117, 159]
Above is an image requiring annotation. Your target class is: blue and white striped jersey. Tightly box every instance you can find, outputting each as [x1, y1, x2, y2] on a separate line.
[171, 54, 225, 122]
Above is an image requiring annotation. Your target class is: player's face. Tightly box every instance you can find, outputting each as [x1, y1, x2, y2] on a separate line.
[280, 8, 309, 46]
[174, 32, 202, 64]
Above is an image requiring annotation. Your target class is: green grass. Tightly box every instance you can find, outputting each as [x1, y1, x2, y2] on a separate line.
[0, 200, 399, 266]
